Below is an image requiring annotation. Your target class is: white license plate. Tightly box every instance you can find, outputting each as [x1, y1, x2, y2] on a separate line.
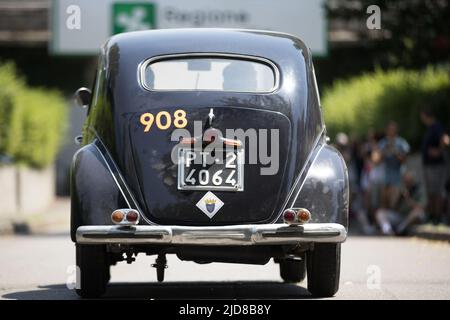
[177, 148, 244, 191]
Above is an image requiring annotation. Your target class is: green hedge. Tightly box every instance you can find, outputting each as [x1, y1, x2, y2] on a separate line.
[322, 66, 450, 148]
[0, 62, 67, 168]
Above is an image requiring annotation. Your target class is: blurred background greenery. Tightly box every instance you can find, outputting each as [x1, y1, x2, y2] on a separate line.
[323, 66, 450, 148]
[0, 62, 67, 168]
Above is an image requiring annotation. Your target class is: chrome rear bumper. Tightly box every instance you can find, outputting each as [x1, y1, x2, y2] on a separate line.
[76, 223, 347, 245]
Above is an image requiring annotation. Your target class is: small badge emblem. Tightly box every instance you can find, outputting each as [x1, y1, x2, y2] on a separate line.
[196, 191, 224, 219]
[205, 198, 216, 213]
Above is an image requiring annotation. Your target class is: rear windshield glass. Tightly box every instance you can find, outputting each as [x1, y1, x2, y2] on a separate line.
[143, 57, 276, 92]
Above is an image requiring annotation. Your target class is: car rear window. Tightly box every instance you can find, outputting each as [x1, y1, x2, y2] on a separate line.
[142, 56, 277, 92]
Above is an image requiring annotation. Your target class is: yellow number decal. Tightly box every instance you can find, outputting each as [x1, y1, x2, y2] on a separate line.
[155, 111, 171, 130]
[173, 109, 188, 128]
[140, 113, 154, 132]
[140, 109, 187, 132]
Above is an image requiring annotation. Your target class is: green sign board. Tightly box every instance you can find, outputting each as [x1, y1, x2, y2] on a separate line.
[112, 2, 156, 34]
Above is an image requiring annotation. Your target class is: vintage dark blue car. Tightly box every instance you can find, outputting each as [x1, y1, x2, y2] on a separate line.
[72, 29, 348, 298]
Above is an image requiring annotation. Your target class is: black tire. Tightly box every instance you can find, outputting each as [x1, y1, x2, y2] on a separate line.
[75, 244, 109, 299]
[306, 243, 341, 297]
[280, 258, 306, 283]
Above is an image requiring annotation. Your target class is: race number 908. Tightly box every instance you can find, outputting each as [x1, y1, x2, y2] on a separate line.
[140, 109, 187, 132]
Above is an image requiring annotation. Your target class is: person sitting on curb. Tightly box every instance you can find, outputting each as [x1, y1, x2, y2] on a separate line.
[375, 171, 426, 236]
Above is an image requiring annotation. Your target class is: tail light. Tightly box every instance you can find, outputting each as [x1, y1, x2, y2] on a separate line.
[111, 209, 140, 225]
[283, 209, 296, 223]
[297, 208, 311, 223]
[126, 210, 139, 222]
[111, 210, 125, 224]
[282, 208, 311, 225]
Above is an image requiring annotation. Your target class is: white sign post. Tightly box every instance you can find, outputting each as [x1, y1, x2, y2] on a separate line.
[51, 0, 327, 56]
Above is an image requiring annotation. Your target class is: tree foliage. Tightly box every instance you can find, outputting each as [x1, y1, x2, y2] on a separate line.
[0, 62, 67, 168]
[322, 66, 450, 147]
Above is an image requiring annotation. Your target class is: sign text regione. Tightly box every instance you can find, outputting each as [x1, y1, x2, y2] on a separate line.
[51, 0, 327, 56]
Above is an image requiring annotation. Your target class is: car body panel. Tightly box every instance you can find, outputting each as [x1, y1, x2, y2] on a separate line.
[71, 29, 347, 246]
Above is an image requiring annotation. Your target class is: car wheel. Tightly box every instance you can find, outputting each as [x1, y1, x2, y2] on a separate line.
[306, 243, 341, 297]
[279, 257, 306, 283]
[75, 244, 109, 299]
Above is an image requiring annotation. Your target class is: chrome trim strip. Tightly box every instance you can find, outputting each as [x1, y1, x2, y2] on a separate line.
[92, 139, 154, 225]
[93, 143, 132, 209]
[272, 128, 326, 223]
[76, 223, 347, 245]
[138, 53, 280, 94]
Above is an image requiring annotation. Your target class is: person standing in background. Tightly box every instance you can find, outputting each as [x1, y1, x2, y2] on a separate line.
[378, 121, 410, 209]
[420, 109, 449, 225]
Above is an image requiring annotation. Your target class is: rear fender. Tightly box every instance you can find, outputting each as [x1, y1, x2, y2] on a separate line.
[70, 142, 128, 242]
[279, 144, 349, 228]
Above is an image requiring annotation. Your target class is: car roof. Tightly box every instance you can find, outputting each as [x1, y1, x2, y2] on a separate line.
[103, 28, 310, 66]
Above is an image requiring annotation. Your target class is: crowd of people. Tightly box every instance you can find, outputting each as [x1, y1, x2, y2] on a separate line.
[335, 109, 450, 236]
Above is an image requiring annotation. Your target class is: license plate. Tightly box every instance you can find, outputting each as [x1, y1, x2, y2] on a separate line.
[177, 148, 244, 191]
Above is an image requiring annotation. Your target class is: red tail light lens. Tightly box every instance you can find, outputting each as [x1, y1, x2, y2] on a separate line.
[126, 210, 139, 222]
[283, 209, 296, 223]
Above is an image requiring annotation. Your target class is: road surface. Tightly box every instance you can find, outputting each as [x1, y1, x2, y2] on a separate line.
[0, 232, 449, 299]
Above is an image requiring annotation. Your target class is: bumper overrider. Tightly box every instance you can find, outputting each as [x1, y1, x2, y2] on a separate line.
[76, 223, 347, 245]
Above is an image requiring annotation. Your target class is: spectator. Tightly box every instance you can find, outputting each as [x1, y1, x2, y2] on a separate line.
[357, 146, 383, 235]
[361, 147, 384, 218]
[375, 172, 426, 235]
[420, 109, 449, 224]
[335, 133, 357, 200]
[378, 121, 410, 209]
[334, 132, 373, 233]
[335, 132, 360, 198]
[360, 128, 379, 161]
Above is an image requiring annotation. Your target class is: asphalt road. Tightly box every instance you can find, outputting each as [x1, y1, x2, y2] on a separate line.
[0, 233, 449, 300]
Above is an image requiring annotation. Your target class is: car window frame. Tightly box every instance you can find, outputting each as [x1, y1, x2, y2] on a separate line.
[138, 53, 280, 94]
